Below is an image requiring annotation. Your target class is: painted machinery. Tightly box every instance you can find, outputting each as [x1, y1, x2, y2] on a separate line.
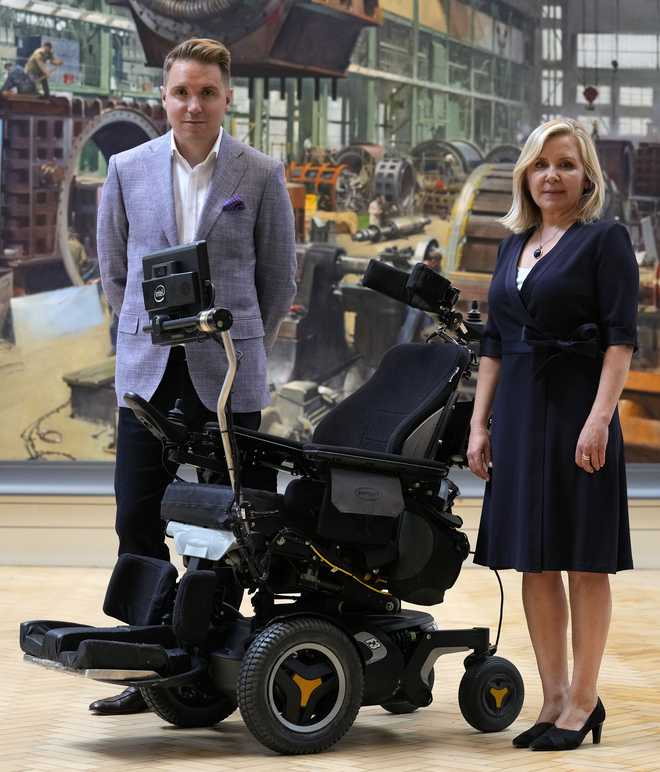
[106, 0, 382, 78]
[0, 93, 166, 294]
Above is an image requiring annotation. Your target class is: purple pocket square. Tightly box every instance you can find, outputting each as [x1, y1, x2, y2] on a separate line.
[222, 195, 245, 212]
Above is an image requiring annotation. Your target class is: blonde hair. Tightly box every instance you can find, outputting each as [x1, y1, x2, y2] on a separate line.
[163, 38, 231, 85]
[500, 118, 605, 233]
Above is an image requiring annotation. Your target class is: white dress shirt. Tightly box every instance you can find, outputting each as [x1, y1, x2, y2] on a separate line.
[171, 128, 223, 244]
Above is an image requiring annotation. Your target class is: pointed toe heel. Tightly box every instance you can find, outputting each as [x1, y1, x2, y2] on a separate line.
[530, 698, 606, 751]
[512, 722, 553, 748]
[592, 723, 603, 745]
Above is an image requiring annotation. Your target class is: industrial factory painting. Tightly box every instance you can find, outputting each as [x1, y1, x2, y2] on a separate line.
[1, 0, 659, 463]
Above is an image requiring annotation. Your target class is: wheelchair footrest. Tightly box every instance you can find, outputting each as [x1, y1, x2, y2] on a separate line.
[20, 620, 91, 658]
[62, 639, 190, 675]
[19, 619, 178, 663]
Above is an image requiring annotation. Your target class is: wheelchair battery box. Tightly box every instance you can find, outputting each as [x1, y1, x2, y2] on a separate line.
[388, 508, 470, 606]
[317, 469, 404, 546]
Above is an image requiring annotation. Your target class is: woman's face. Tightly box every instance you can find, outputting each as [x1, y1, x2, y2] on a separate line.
[525, 133, 589, 221]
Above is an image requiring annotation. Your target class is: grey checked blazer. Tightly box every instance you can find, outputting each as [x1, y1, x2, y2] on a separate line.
[98, 131, 297, 413]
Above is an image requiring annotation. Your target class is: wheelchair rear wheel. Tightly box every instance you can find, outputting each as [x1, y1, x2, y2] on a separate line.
[238, 616, 364, 754]
[141, 676, 237, 728]
[458, 655, 524, 732]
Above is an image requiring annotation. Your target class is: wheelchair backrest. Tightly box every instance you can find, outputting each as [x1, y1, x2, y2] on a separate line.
[312, 342, 471, 459]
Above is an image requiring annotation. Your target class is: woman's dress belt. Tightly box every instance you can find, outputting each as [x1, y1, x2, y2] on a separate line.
[501, 323, 603, 376]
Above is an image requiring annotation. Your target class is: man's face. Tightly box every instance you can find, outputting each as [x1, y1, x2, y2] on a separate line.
[161, 59, 232, 147]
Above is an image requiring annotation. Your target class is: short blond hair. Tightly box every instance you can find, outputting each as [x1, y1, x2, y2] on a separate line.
[163, 38, 231, 85]
[500, 118, 605, 233]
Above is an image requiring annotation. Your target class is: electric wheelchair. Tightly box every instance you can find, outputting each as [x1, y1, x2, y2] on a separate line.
[20, 258, 524, 755]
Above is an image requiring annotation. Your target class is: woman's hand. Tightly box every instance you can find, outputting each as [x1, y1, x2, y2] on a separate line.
[575, 417, 609, 473]
[467, 425, 492, 480]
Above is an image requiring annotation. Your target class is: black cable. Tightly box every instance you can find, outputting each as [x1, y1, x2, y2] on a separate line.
[594, 0, 599, 87]
[470, 550, 504, 653]
[582, 0, 587, 86]
[616, 0, 620, 62]
[492, 566, 505, 650]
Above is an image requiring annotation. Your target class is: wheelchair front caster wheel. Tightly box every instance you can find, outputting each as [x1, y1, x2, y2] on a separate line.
[458, 655, 524, 732]
[141, 676, 237, 728]
[238, 616, 364, 754]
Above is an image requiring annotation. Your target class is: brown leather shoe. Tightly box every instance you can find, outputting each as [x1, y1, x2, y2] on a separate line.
[89, 686, 149, 715]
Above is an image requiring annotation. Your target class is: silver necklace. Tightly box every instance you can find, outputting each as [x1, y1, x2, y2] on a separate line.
[533, 226, 563, 259]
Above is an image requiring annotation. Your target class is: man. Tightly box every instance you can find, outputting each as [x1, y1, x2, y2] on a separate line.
[1, 61, 36, 95]
[25, 41, 62, 97]
[368, 194, 385, 227]
[68, 228, 96, 280]
[92, 38, 297, 715]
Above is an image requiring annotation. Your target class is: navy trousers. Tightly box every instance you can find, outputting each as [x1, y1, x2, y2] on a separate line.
[114, 347, 273, 561]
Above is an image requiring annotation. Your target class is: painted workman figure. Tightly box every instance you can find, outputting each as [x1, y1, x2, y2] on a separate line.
[1, 61, 37, 95]
[94, 37, 297, 716]
[25, 41, 62, 97]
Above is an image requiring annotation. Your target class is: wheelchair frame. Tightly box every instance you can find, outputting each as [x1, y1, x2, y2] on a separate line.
[20, 263, 525, 754]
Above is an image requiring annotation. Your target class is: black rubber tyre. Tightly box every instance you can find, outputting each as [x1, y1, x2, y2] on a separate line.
[238, 616, 364, 754]
[141, 676, 237, 728]
[458, 656, 524, 732]
[381, 668, 435, 714]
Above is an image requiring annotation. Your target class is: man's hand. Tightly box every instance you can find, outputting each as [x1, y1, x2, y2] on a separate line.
[467, 425, 492, 480]
[575, 417, 608, 473]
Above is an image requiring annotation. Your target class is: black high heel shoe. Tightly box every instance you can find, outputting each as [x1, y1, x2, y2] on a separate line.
[512, 722, 553, 748]
[530, 698, 606, 751]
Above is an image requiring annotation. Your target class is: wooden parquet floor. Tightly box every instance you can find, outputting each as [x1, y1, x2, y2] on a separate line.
[2, 566, 659, 772]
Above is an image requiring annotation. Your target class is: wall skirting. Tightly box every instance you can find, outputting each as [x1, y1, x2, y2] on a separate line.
[1, 462, 659, 497]
[1, 493, 658, 568]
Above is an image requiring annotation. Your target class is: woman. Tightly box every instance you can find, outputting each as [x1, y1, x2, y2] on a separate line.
[467, 118, 638, 752]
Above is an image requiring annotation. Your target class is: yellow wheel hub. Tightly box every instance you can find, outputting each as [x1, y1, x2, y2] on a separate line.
[292, 673, 323, 707]
[489, 686, 510, 710]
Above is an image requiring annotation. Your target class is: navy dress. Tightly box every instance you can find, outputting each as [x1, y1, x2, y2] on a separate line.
[474, 220, 639, 573]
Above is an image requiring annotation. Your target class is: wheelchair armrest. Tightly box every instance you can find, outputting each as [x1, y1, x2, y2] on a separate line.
[124, 392, 189, 445]
[199, 423, 306, 459]
[301, 443, 448, 477]
[233, 426, 305, 454]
